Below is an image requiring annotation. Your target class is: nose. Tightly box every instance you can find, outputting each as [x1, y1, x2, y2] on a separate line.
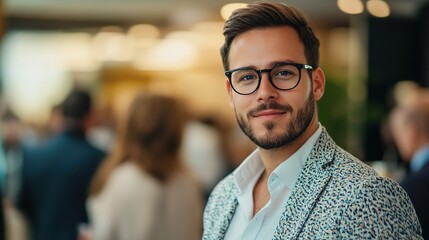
[256, 72, 278, 102]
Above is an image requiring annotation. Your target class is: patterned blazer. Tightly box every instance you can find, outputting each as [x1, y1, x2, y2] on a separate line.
[203, 127, 422, 239]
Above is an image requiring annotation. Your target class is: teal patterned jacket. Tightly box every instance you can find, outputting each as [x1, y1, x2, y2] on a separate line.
[203, 127, 422, 239]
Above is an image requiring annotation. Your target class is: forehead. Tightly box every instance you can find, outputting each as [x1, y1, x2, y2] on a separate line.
[228, 26, 306, 69]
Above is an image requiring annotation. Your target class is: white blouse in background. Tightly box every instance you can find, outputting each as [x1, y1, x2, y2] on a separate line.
[87, 162, 203, 240]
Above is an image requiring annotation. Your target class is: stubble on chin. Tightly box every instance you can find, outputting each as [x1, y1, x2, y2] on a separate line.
[235, 104, 288, 150]
[235, 94, 315, 150]
[264, 121, 275, 131]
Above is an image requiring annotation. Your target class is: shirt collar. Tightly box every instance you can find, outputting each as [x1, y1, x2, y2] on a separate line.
[410, 145, 429, 172]
[233, 149, 264, 194]
[232, 123, 322, 193]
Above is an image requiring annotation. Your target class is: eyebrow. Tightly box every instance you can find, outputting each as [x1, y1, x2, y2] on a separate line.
[232, 60, 302, 70]
[270, 60, 301, 67]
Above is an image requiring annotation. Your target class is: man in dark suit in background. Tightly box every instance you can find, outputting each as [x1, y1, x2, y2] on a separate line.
[0, 188, 5, 240]
[390, 90, 429, 239]
[17, 89, 105, 240]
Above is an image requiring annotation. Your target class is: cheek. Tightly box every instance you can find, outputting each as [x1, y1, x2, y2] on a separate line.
[297, 74, 313, 98]
[231, 95, 252, 111]
[291, 85, 312, 109]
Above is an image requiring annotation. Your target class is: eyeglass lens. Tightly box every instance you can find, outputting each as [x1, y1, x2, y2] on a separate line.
[230, 64, 301, 94]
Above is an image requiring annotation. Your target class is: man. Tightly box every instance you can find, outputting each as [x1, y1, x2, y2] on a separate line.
[1, 108, 25, 204]
[390, 92, 429, 239]
[17, 89, 105, 240]
[203, 2, 422, 239]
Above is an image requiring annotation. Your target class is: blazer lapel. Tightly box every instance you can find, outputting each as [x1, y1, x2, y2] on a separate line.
[217, 197, 238, 239]
[273, 128, 336, 240]
[209, 181, 239, 240]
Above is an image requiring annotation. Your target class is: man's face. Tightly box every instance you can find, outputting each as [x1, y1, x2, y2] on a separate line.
[226, 26, 324, 150]
[390, 109, 416, 162]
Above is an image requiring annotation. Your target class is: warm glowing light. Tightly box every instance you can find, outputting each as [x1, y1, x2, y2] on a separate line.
[133, 38, 198, 70]
[1, 32, 74, 125]
[220, 3, 247, 20]
[127, 24, 160, 49]
[92, 31, 134, 62]
[57, 33, 100, 72]
[127, 24, 160, 39]
[366, 0, 390, 17]
[165, 31, 217, 49]
[337, 0, 364, 14]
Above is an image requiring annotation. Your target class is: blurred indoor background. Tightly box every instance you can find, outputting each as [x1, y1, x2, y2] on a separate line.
[1, 0, 429, 171]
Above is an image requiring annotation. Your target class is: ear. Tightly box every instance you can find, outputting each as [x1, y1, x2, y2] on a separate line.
[226, 78, 235, 108]
[312, 67, 325, 101]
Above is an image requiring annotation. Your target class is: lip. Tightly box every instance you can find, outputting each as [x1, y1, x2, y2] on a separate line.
[253, 110, 285, 118]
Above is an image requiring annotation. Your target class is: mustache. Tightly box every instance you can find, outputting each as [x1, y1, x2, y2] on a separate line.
[248, 102, 293, 117]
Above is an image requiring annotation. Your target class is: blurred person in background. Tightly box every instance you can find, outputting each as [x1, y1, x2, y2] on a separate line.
[16, 89, 105, 240]
[0, 190, 4, 240]
[389, 90, 429, 239]
[0, 108, 23, 204]
[203, 2, 422, 239]
[86, 106, 115, 153]
[0, 143, 6, 240]
[181, 114, 229, 201]
[44, 104, 64, 140]
[0, 107, 26, 240]
[87, 92, 203, 240]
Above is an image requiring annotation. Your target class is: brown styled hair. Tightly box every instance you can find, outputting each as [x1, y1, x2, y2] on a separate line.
[220, 2, 320, 71]
[90, 92, 187, 195]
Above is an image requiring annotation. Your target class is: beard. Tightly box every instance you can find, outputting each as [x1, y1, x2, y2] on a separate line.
[236, 93, 315, 150]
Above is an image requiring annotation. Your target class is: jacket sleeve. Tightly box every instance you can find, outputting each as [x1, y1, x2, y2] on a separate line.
[338, 176, 422, 239]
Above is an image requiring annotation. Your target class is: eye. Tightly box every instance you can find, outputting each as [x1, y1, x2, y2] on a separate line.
[240, 74, 257, 81]
[275, 70, 293, 77]
[232, 70, 258, 83]
[272, 65, 298, 80]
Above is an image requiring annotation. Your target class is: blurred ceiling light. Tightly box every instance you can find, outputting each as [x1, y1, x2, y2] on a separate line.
[220, 3, 247, 20]
[1, 32, 73, 125]
[133, 38, 197, 70]
[57, 33, 100, 72]
[127, 24, 160, 39]
[127, 24, 160, 49]
[92, 31, 134, 62]
[366, 0, 390, 17]
[337, 0, 364, 14]
[166, 30, 222, 50]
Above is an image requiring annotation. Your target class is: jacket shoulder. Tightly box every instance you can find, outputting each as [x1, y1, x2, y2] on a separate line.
[318, 145, 422, 238]
[203, 174, 237, 239]
[204, 174, 235, 215]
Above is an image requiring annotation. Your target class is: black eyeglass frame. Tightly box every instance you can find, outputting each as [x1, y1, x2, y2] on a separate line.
[225, 62, 314, 95]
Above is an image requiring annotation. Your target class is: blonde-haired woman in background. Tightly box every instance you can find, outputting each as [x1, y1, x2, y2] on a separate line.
[85, 92, 203, 240]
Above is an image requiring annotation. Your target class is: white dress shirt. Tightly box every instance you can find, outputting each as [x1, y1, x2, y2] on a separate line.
[224, 124, 322, 240]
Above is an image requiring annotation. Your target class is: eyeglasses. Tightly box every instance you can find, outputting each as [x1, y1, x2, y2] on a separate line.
[225, 62, 313, 95]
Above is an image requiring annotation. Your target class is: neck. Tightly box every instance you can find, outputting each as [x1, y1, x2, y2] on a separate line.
[258, 118, 319, 175]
